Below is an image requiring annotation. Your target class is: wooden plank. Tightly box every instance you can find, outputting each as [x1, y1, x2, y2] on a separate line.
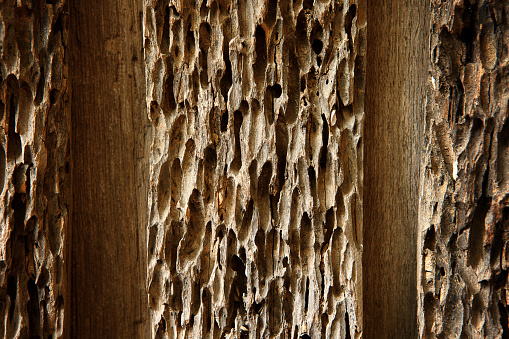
[69, 1, 149, 337]
[363, 0, 429, 337]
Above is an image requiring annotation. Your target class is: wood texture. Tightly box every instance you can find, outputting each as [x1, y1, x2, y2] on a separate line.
[143, 0, 365, 337]
[419, 1, 509, 337]
[364, 0, 429, 337]
[2, 0, 508, 337]
[0, 2, 70, 337]
[69, 0, 149, 337]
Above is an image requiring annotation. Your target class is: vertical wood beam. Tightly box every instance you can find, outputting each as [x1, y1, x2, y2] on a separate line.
[69, 1, 149, 337]
[363, 1, 429, 337]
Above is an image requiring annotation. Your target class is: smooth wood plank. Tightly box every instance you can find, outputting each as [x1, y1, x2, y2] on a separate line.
[363, 1, 429, 337]
[69, 1, 149, 337]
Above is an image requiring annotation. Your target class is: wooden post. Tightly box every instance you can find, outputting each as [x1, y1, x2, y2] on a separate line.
[363, 0, 429, 337]
[69, 1, 149, 337]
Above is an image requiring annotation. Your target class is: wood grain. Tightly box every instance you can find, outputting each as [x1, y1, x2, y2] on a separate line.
[363, 0, 429, 337]
[69, 1, 150, 337]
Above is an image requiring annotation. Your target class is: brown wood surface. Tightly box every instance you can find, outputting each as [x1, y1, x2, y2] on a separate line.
[69, 1, 150, 337]
[363, 0, 429, 337]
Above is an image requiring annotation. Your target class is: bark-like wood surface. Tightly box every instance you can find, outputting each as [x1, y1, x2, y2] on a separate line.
[144, 0, 365, 337]
[419, 0, 509, 337]
[0, 2, 70, 337]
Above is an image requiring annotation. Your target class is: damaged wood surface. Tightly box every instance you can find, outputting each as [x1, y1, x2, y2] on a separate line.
[0, 1, 70, 337]
[419, 0, 509, 337]
[0, 0, 508, 338]
[144, 0, 365, 337]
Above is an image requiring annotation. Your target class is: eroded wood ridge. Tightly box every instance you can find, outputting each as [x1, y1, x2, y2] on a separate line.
[419, 1, 509, 337]
[144, 0, 365, 337]
[0, 2, 70, 337]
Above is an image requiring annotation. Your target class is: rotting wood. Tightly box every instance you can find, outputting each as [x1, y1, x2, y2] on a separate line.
[0, 2, 70, 337]
[143, 0, 365, 337]
[1, 0, 508, 338]
[419, 1, 509, 337]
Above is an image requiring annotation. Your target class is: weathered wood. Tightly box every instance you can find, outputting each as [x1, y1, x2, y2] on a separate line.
[2, 0, 508, 337]
[363, 0, 429, 337]
[69, 1, 149, 337]
[144, 0, 365, 337]
[0, 2, 70, 338]
[419, 1, 509, 337]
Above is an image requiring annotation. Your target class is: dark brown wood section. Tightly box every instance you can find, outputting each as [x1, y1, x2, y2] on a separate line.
[363, 0, 429, 337]
[69, 1, 150, 337]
